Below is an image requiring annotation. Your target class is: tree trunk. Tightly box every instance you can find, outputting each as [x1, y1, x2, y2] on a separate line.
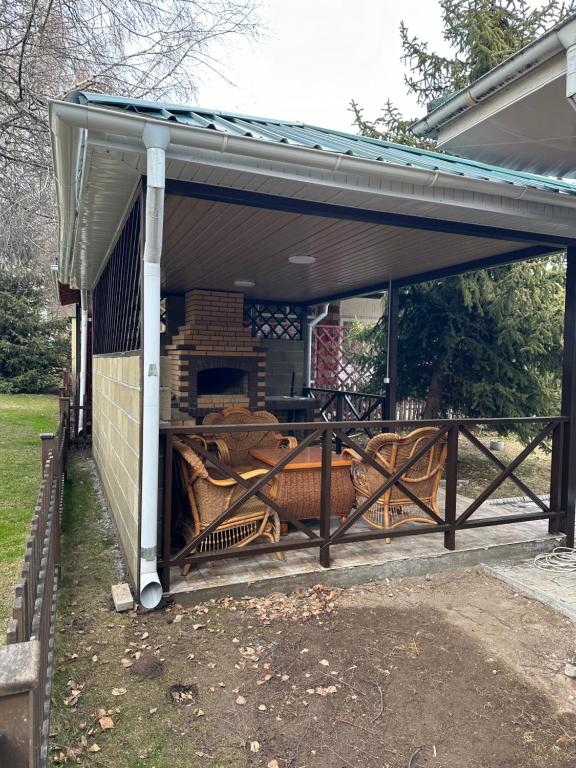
[423, 368, 444, 419]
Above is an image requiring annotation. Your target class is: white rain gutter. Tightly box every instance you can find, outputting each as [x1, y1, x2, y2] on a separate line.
[305, 304, 329, 388]
[412, 16, 576, 138]
[139, 123, 170, 611]
[78, 290, 88, 433]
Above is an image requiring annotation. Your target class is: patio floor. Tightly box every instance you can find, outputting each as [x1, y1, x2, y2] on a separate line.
[169, 493, 563, 601]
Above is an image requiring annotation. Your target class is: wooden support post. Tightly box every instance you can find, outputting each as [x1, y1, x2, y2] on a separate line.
[319, 427, 332, 568]
[560, 246, 576, 546]
[443, 424, 458, 550]
[549, 422, 563, 534]
[383, 282, 399, 421]
[161, 434, 173, 592]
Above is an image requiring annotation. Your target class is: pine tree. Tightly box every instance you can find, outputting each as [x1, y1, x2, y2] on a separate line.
[350, 1, 573, 425]
[352, 0, 576, 141]
[0, 263, 68, 393]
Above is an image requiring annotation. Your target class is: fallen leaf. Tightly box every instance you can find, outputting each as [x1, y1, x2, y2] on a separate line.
[173, 614, 183, 623]
[250, 741, 260, 753]
[99, 716, 114, 730]
[236, 695, 246, 705]
[268, 760, 280, 768]
[111, 687, 127, 696]
[149, 707, 158, 714]
[120, 658, 133, 668]
[192, 623, 205, 630]
[141, 632, 149, 640]
[319, 659, 329, 666]
[88, 744, 100, 753]
[258, 704, 267, 711]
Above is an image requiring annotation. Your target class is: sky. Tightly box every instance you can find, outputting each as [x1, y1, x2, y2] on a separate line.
[195, 0, 449, 132]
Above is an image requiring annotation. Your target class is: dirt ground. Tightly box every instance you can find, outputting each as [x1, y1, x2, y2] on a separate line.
[50, 455, 576, 768]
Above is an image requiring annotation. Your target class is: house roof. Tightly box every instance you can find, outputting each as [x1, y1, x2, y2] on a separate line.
[411, 12, 576, 146]
[70, 91, 576, 198]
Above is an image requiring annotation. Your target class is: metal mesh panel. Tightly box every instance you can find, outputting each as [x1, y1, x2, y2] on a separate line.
[243, 301, 304, 340]
[93, 199, 141, 354]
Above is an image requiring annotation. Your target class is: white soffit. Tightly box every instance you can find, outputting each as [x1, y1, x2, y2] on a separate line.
[437, 60, 576, 176]
[61, 115, 576, 291]
[161, 194, 536, 302]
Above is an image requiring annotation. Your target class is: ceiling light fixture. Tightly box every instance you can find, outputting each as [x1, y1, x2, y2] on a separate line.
[288, 255, 316, 265]
[234, 279, 255, 288]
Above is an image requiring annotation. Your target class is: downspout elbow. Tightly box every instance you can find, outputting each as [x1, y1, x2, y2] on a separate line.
[305, 303, 330, 388]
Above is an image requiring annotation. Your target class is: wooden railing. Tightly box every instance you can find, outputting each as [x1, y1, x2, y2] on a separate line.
[0, 400, 68, 768]
[159, 416, 568, 590]
[304, 386, 387, 423]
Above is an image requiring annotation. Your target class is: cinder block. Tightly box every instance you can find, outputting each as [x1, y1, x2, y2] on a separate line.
[112, 582, 134, 612]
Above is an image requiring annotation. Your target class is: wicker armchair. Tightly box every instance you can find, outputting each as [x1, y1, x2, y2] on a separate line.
[202, 407, 297, 470]
[344, 427, 448, 537]
[173, 439, 282, 570]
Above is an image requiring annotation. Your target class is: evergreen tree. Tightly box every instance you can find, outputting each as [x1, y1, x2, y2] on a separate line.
[350, 1, 573, 423]
[353, 259, 565, 426]
[352, 0, 575, 141]
[0, 262, 68, 393]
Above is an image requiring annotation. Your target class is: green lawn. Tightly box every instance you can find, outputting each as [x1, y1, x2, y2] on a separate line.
[0, 394, 58, 638]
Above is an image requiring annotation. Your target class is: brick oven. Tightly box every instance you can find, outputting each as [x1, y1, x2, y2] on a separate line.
[166, 290, 266, 418]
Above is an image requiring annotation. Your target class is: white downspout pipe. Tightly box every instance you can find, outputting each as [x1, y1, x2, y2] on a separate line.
[78, 290, 88, 433]
[305, 303, 329, 388]
[139, 123, 170, 610]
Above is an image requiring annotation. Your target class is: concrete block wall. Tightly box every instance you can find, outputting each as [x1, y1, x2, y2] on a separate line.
[260, 339, 306, 396]
[92, 352, 141, 583]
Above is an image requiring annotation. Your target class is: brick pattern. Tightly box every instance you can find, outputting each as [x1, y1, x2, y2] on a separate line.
[92, 353, 141, 582]
[165, 290, 266, 418]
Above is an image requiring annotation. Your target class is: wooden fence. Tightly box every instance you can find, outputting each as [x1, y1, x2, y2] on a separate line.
[0, 399, 69, 768]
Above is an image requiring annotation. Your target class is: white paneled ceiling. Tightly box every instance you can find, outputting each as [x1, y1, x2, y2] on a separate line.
[162, 194, 538, 302]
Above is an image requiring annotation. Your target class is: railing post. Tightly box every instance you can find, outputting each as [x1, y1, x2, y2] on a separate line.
[319, 426, 332, 568]
[334, 393, 343, 453]
[161, 434, 173, 592]
[444, 424, 458, 551]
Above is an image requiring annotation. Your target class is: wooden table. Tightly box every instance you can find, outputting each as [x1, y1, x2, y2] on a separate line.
[249, 446, 355, 525]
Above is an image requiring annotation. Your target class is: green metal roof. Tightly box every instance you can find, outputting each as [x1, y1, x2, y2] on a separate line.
[70, 90, 576, 197]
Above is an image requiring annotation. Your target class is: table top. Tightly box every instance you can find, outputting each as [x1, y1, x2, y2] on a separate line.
[249, 446, 353, 470]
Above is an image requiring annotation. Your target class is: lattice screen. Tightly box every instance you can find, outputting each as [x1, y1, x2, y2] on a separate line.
[311, 324, 372, 390]
[92, 199, 142, 354]
[244, 301, 304, 340]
